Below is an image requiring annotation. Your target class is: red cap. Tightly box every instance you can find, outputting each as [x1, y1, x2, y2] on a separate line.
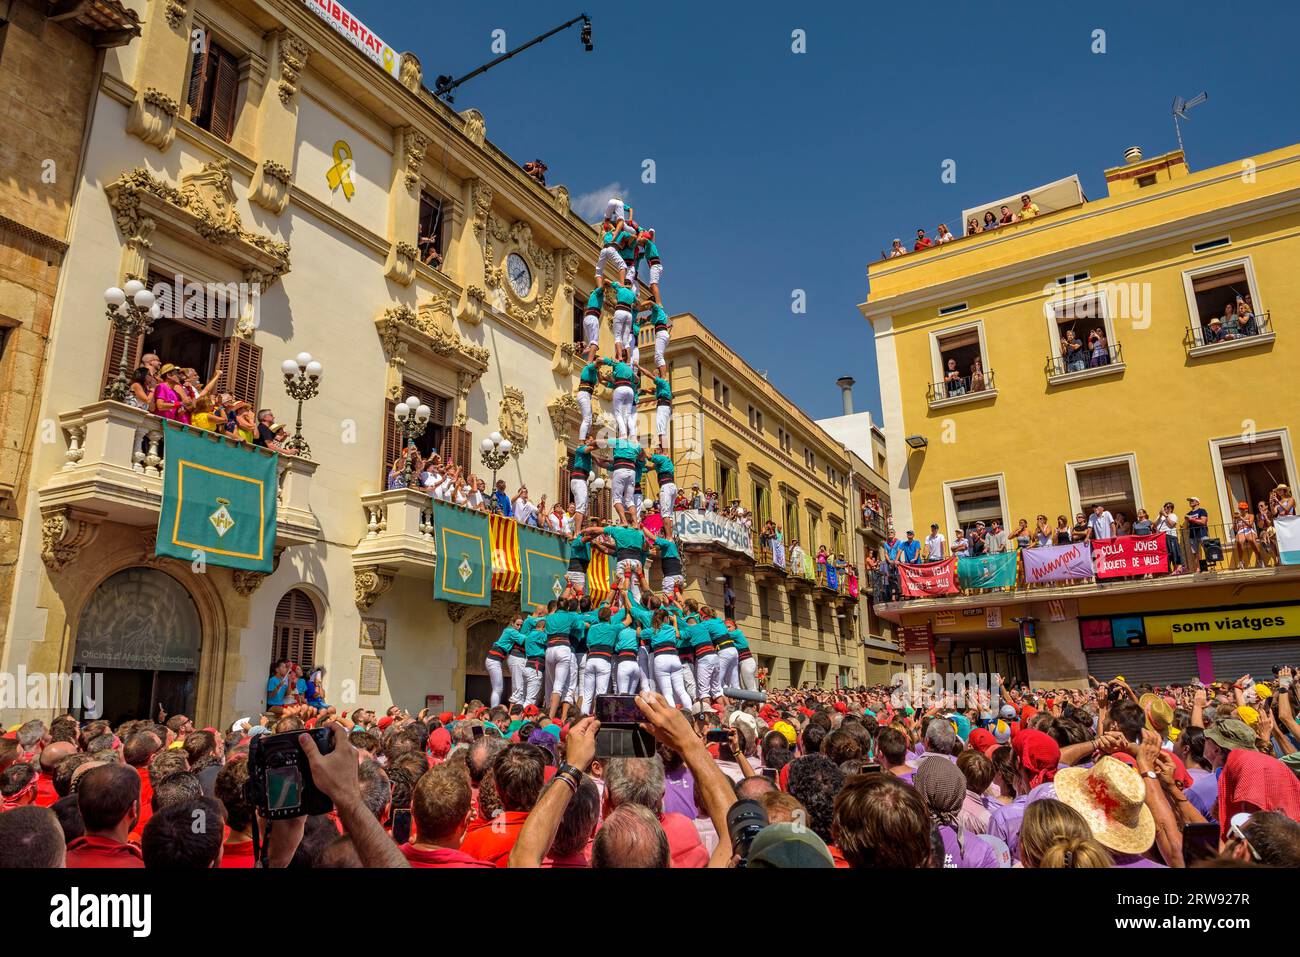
[523, 705, 540, 717]
[438, 711, 454, 724]
[1011, 728, 1060, 789]
[833, 702, 848, 715]
[377, 716, 394, 730]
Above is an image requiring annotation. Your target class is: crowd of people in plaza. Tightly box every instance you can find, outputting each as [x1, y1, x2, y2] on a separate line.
[4, 667, 1298, 869]
[126, 351, 298, 454]
[887, 194, 1042, 259]
[869, 485, 1297, 602]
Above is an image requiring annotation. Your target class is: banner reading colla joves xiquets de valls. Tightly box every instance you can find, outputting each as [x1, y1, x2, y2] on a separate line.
[673, 510, 754, 559]
[155, 422, 277, 571]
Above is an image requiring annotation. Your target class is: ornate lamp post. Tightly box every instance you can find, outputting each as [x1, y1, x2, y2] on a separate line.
[588, 475, 607, 524]
[280, 352, 323, 457]
[103, 280, 161, 401]
[480, 431, 512, 491]
[392, 393, 431, 487]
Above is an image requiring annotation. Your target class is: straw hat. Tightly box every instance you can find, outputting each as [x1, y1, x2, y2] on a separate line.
[1138, 692, 1173, 736]
[1053, 756, 1155, 855]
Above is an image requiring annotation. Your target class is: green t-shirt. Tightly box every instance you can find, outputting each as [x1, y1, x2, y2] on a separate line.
[585, 287, 604, 312]
[610, 360, 636, 386]
[654, 537, 679, 560]
[613, 285, 637, 310]
[523, 625, 548, 657]
[544, 609, 576, 637]
[571, 445, 593, 473]
[650, 453, 674, 478]
[586, 620, 621, 651]
[652, 378, 672, 402]
[651, 622, 678, 650]
[579, 363, 601, 387]
[603, 525, 646, 551]
[614, 626, 640, 653]
[726, 628, 749, 652]
[642, 238, 660, 262]
[625, 599, 652, 629]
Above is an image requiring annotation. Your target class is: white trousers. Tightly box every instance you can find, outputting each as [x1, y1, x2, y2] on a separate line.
[564, 652, 584, 705]
[649, 263, 663, 287]
[507, 655, 527, 704]
[615, 658, 641, 694]
[694, 653, 721, 700]
[612, 309, 632, 353]
[597, 246, 624, 282]
[611, 467, 636, 509]
[580, 656, 612, 714]
[583, 313, 600, 350]
[616, 558, 643, 603]
[576, 390, 593, 441]
[654, 327, 670, 368]
[655, 404, 671, 440]
[485, 656, 505, 707]
[682, 660, 698, 699]
[524, 662, 544, 705]
[659, 481, 677, 526]
[570, 476, 589, 515]
[612, 386, 636, 438]
[739, 656, 759, 692]
[653, 653, 692, 709]
[605, 199, 626, 223]
[632, 489, 644, 515]
[637, 646, 654, 692]
[544, 645, 574, 704]
[661, 573, 684, 598]
[717, 647, 740, 695]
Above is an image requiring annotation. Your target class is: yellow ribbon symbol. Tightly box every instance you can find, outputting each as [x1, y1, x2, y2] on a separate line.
[382, 47, 395, 75]
[326, 140, 355, 201]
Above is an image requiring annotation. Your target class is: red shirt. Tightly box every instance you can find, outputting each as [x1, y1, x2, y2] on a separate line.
[659, 811, 708, 868]
[400, 843, 493, 868]
[65, 835, 144, 869]
[542, 841, 592, 868]
[220, 839, 257, 868]
[914, 237, 933, 250]
[457, 810, 529, 867]
[34, 772, 59, 808]
[827, 843, 851, 868]
[134, 766, 154, 832]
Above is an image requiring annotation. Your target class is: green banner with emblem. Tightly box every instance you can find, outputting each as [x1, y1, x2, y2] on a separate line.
[958, 552, 1018, 589]
[155, 421, 277, 571]
[433, 500, 491, 606]
[518, 524, 571, 609]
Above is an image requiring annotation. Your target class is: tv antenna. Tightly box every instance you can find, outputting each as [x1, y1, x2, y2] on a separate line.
[434, 13, 592, 104]
[1171, 92, 1208, 155]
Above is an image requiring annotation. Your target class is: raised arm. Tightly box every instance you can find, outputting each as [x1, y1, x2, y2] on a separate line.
[509, 717, 599, 868]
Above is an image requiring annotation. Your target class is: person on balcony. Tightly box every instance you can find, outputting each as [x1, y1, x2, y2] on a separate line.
[1054, 515, 1072, 545]
[966, 217, 983, 235]
[888, 238, 907, 258]
[1185, 496, 1210, 570]
[1203, 315, 1226, 344]
[924, 524, 946, 563]
[1155, 502, 1183, 573]
[985, 519, 1009, 554]
[951, 527, 971, 559]
[1013, 518, 1033, 550]
[1132, 509, 1154, 536]
[153, 365, 189, 424]
[998, 205, 1015, 225]
[1060, 329, 1086, 373]
[899, 530, 921, 564]
[1087, 328, 1109, 367]
[943, 358, 966, 397]
[1230, 298, 1259, 338]
[983, 210, 999, 231]
[1070, 513, 1091, 544]
[1233, 502, 1266, 568]
[1088, 504, 1116, 541]
[1018, 194, 1040, 219]
[969, 356, 987, 392]
[935, 223, 955, 244]
[913, 228, 933, 251]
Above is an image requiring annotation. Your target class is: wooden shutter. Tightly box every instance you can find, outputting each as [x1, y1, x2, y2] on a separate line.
[101, 325, 143, 399]
[218, 336, 262, 407]
[439, 425, 473, 470]
[186, 32, 210, 117]
[273, 589, 318, 666]
[152, 270, 225, 336]
[208, 47, 240, 142]
[382, 398, 404, 485]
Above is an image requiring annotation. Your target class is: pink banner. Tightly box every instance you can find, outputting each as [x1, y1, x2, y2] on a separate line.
[1022, 541, 1094, 583]
[1092, 533, 1168, 579]
[897, 557, 959, 597]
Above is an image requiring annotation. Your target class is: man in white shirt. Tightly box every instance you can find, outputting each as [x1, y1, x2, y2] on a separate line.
[1088, 503, 1115, 540]
[985, 520, 1008, 554]
[513, 488, 538, 527]
[924, 523, 946, 562]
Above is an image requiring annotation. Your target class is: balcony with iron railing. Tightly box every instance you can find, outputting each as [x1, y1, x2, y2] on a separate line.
[1045, 342, 1124, 385]
[38, 400, 320, 567]
[926, 369, 997, 408]
[1184, 312, 1274, 357]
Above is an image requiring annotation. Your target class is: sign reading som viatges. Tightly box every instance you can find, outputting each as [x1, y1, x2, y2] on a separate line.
[673, 510, 754, 559]
[1146, 604, 1299, 645]
[302, 0, 402, 80]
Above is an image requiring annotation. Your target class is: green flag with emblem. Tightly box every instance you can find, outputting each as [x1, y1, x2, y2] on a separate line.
[155, 421, 277, 571]
[432, 500, 491, 606]
[518, 524, 570, 609]
[958, 552, 1018, 589]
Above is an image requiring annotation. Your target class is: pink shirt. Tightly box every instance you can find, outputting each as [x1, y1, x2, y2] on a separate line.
[155, 382, 190, 424]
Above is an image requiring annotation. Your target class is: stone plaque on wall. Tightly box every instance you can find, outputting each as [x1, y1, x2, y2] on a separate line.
[359, 655, 383, 696]
[360, 617, 386, 650]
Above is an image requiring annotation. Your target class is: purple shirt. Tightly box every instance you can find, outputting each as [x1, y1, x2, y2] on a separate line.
[663, 764, 698, 820]
[987, 782, 1057, 862]
[1185, 767, 1219, 821]
[939, 825, 1000, 868]
[1111, 851, 1166, 868]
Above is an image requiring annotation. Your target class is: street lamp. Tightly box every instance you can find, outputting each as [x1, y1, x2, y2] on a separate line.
[103, 280, 161, 401]
[480, 431, 512, 490]
[392, 394, 431, 488]
[281, 352, 323, 457]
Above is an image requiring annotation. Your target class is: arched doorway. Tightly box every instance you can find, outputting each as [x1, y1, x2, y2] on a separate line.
[272, 589, 319, 669]
[75, 567, 202, 726]
[464, 618, 510, 706]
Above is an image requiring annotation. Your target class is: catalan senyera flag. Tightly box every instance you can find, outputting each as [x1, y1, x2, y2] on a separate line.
[586, 551, 615, 603]
[432, 500, 490, 606]
[490, 513, 521, 592]
[519, 524, 570, 609]
[155, 421, 277, 571]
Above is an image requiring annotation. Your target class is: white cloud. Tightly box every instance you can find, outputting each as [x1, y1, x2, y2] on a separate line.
[571, 182, 629, 222]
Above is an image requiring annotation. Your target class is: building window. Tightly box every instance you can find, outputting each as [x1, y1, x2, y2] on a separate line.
[416, 191, 445, 269]
[747, 405, 764, 432]
[712, 377, 729, 406]
[830, 518, 843, 556]
[381, 381, 454, 486]
[572, 290, 585, 345]
[186, 33, 241, 142]
[784, 498, 800, 545]
[273, 589, 318, 667]
[778, 427, 792, 453]
[929, 322, 992, 401]
[803, 448, 816, 471]
[1182, 258, 1267, 350]
[752, 482, 771, 525]
[1046, 292, 1121, 379]
[944, 475, 1008, 537]
[717, 460, 738, 504]
[808, 510, 821, 551]
[1211, 432, 1296, 531]
[1067, 456, 1141, 529]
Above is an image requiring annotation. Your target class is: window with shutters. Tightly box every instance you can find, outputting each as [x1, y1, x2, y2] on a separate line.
[929, 321, 993, 400]
[187, 32, 242, 142]
[272, 589, 318, 668]
[416, 192, 446, 269]
[1212, 432, 1295, 527]
[1068, 457, 1139, 526]
[944, 475, 1008, 537]
[380, 381, 452, 486]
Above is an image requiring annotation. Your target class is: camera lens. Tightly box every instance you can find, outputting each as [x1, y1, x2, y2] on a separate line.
[726, 799, 768, 860]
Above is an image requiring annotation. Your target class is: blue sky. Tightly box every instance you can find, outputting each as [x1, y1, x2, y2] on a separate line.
[345, 0, 1300, 424]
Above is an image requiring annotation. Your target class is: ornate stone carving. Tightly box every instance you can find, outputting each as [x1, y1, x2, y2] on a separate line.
[455, 371, 475, 426]
[385, 241, 418, 286]
[355, 567, 396, 610]
[547, 392, 581, 437]
[487, 218, 558, 325]
[378, 304, 490, 374]
[400, 128, 428, 191]
[446, 601, 471, 623]
[550, 184, 570, 216]
[553, 341, 580, 375]
[107, 164, 292, 278]
[164, 1, 189, 30]
[498, 386, 528, 457]
[251, 159, 293, 216]
[470, 180, 493, 236]
[40, 508, 102, 572]
[232, 570, 267, 597]
[126, 87, 179, 151]
[399, 51, 423, 94]
[461, 108, 486, 147]
[277, 32, 309, 106]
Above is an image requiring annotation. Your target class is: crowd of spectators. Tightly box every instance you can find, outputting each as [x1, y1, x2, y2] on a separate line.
[887, 194, 1042, 259]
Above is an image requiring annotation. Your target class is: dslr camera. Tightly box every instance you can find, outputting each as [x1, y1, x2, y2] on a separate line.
[245, 727, 335, 819]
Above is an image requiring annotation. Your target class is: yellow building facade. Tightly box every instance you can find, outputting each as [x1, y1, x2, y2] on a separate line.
[863, 143, 1300, 688]
[643, 313, 900, 688]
